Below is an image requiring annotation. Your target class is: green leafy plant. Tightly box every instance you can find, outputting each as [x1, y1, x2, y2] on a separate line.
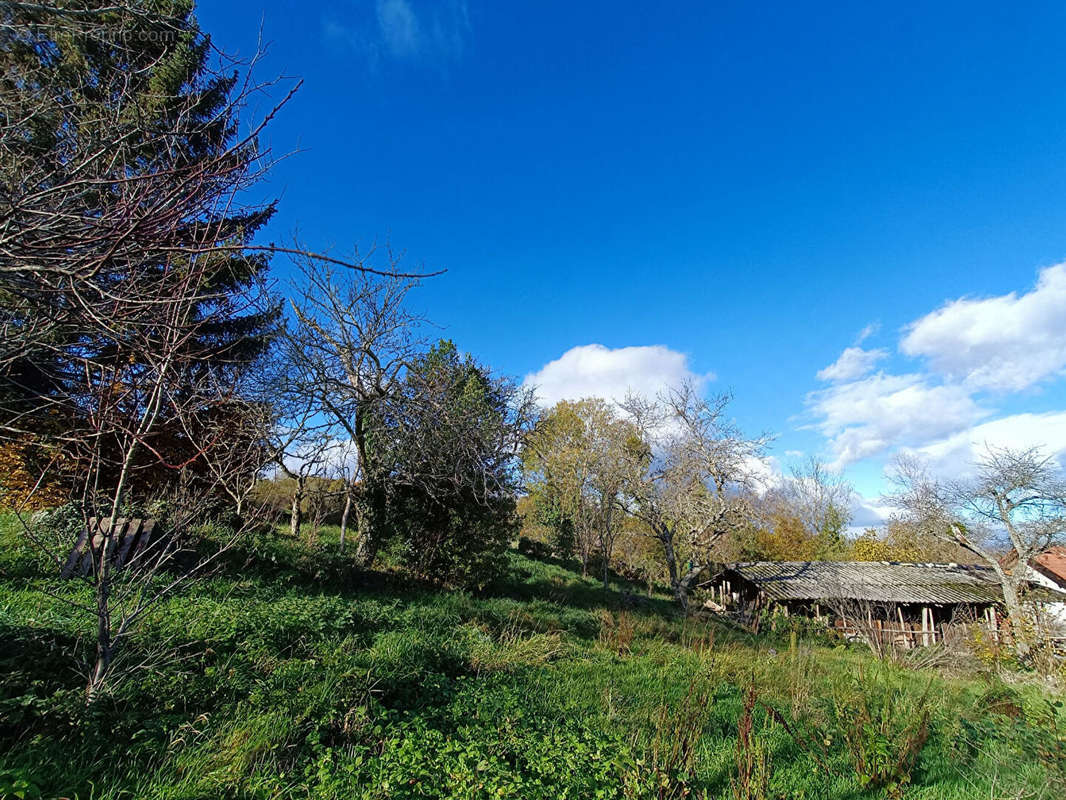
[625, 669, 717, 800]
[830, 667, 931, 799]
[0, 768, 42, 800]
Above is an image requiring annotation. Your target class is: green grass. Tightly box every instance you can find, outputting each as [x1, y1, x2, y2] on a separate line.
[0, 514, 1062, 799]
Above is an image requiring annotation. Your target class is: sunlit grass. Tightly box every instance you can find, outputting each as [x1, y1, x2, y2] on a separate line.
[0, 512, 1061, 799]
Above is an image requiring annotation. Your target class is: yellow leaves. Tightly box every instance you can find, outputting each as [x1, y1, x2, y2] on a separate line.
[0, 436, 70, 511]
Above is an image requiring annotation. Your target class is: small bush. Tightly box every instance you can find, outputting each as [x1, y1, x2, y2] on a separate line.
[517, 536, 552, 559]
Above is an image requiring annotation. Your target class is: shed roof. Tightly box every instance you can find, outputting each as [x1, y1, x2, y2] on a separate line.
[721, 561, 1066, 605]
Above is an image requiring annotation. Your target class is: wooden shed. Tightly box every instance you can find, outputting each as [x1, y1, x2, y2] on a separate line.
[706, 560, 1066, 646]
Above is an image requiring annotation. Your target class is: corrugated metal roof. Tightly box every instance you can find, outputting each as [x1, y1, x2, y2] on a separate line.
[722, 561, 1065, 605]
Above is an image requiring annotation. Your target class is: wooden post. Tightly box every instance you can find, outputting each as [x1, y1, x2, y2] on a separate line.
[921, 607, 930, 646]
[897, 607, 909, 649]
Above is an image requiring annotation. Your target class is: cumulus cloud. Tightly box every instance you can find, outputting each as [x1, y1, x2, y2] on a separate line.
[816, 346, 888, 383]
[807, 266, 1066, 472]
[902, 411, 1066, 479]
[523, 344, 711, 408]
[743, 454, 786, 495]
[849, 491, 895, 530]
[901, 264, 1066, 392]
[807, 372, 991, 468]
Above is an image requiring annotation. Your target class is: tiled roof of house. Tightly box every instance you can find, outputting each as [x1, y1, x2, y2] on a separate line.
[1032, 547, 1066, 588]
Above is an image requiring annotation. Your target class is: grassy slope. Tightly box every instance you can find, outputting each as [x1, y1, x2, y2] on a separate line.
[0, 515, 1060, 799]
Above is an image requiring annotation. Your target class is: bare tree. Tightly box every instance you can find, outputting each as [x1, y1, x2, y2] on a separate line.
[2, 251, 280, 699]
[784, 457, 854, 558]
[888, 446, 1066, 660]
[0, 2, 430, 699]
[274, 426, 339, 540]
[622, 384, 773, 610]
[332, 439, 361, 552]
[283, 256, 423, 564]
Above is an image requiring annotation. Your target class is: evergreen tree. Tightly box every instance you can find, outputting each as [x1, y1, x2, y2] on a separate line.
[0, 1, 280, 498]
[376, 340, 534, 587]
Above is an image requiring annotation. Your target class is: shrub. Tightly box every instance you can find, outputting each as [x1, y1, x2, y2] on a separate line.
[517, 535, 553, 559]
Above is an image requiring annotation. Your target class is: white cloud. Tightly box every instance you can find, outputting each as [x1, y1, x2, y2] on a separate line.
[849, 491, 895, 530]
[377, 0, 420, 56]
[816, 346, 888, 383]
[745, 454, 785, 494]
[280, 437, 358, 477]
[901, 264, 1066, 392]
[904, 411, 1066, 479]
[856, 322, 880, 344]
[807, 372, 991, 468]
[523, 344, 711, 408]
[808, 267, 1066, 474]
[324, 0, 469, 65]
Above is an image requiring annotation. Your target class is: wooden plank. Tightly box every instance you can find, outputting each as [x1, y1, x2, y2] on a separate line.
[79, 517, 111, 578]
[60, 523, 92, 579]
[113, 518, 142, 570]
[62, 517, 160, 579]
[130, 519, 156, 569]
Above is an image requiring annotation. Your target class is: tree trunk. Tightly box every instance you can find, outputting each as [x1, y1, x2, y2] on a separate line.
[999, 576, 1031, 660]
[88, 561, 114, 701]
[356, 480, 387, 568]
[88, 433, 141, 701]
[659, 527, 689, 609]
[289, 483, 303, 539]
[339, 489, 353, 552]
[975, 543, 1033, 661]
[674, 565, 706, 613]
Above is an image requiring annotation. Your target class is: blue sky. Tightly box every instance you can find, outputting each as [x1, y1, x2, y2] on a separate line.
[199, 1, 1066, 521]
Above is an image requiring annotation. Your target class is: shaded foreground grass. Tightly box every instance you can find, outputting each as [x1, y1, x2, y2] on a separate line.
[0, 515, 1061, 799]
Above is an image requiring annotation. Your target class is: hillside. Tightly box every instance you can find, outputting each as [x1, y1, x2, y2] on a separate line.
[0, 516, 1062, 800]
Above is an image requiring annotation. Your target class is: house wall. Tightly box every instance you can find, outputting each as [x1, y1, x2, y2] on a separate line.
[1019, 564, 1066, 628]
